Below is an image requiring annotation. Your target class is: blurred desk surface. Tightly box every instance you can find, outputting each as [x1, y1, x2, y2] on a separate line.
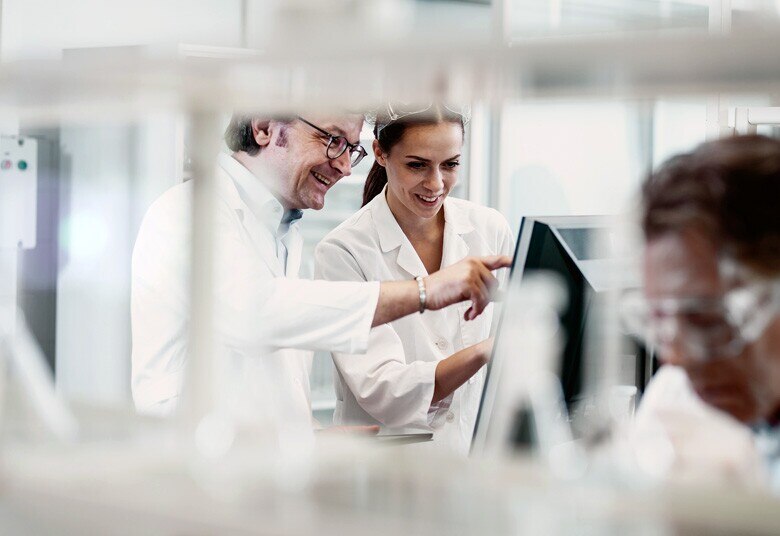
[1, 434, 779, 536]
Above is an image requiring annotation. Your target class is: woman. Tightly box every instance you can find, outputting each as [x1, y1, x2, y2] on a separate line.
[314, 104, 513, 454]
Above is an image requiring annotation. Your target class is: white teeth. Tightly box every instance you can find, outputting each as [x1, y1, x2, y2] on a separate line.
[312, 171, 331, 186]
[417, 194, 438, 203]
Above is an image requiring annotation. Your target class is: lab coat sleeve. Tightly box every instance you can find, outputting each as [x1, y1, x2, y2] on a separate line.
[132, 190, 379, 409]
[266, 277, 379, 353]
[131, 191, 191, 413]
[333, 325, 438, 428]
[315, 238, 437, 429]
[212, 211, 380, 355]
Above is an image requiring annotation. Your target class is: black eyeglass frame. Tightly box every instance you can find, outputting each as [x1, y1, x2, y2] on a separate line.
[297, 116, 367, 167]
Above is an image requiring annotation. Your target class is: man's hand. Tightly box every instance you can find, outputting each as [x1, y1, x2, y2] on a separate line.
[424, 255, 512, 320]
[372, 255, 512, 327]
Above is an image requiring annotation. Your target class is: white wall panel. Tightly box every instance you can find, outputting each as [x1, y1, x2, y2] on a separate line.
[1, 0, 242, 60]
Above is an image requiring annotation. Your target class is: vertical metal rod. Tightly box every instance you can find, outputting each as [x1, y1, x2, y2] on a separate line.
[488, 103, 504, 212]
[0, 248, 17, 427]
[706, 0, 733, 140]
[708, 0, 732, 34]
[179, 111, 221, 430]
[491, 0, 507, 45]
[0, 250, 18, 340]
[734, 107, 750, 135]
[0, 0, 4, 60]
[240, 0, 249, 49]
[465, 102, 487, 206]
[636, 100, 655, 179]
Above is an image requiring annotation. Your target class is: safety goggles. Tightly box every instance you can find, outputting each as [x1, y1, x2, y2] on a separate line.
[370, 102, 472, 138]
[619, 281, 780, 361]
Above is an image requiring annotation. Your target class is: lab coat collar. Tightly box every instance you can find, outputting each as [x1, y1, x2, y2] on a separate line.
[370, 187, 404, 253]
[442, 196, 475, 236]
[440, 194, 474, 271]
[216, 153, 298, 278]
[370, 186, 474, 276]
[216, 152, 292, 233]
[371, 186, 474, 251]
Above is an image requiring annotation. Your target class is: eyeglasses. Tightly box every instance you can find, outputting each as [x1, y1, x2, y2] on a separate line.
[296, 117, 367, 167]
[619, 282, 780, 361]
[372, 102, 472, 137]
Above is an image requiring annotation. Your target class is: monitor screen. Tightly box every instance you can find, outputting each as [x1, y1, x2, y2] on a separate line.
[523, 221, 589, 409]
[471, 216, 644, 454]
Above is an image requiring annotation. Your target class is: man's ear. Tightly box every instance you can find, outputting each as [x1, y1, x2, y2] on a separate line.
[251, 118, 273, 148]
[372, 140, 386, 166]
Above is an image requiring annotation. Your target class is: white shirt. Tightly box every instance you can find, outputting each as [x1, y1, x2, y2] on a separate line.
[632, 365, 767, 488]
[315, 188, 513, 455]
[131, 153, 380, 425]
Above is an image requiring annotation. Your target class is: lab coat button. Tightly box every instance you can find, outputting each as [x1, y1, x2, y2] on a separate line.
[446, 411, 455, 423]
[436, 338, 447, 350]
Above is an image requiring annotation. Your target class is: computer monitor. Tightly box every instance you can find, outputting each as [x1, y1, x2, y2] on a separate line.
[471, 216, 644, 455]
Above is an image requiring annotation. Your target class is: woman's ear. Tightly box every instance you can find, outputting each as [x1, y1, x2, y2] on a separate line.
[372, 140, 386, 166]
[251, 118, 273, 148]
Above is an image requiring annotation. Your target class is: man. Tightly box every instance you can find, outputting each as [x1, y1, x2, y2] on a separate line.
[131, 112, 511, 425]
[632, 135, 780, 486]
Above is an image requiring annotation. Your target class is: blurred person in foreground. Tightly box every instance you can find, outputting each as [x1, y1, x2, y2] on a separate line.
[130, 111, 511, 430]
[628, 134, 780, 487]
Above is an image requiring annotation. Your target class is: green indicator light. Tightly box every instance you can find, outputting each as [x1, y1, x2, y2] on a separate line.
[17, 160, 27, 170]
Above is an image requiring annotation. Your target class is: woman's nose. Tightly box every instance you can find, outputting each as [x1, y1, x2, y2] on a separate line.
[423, 169, 444, 191]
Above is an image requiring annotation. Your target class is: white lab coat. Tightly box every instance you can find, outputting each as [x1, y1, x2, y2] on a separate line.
[131, 153, 379, 426]
[632, 365, 767, 487]
[315, 187, 513, 455]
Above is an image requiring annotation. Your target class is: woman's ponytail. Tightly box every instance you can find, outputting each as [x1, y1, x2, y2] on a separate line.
[362, 160, 388, 207]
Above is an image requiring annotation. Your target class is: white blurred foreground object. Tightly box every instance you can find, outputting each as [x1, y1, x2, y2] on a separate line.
[266, 0, 414, 46]
[0, 135, 77, 442]
[0, 309, 79, 442]
[4, 382, 780, 534]
[472, 272, 584, 476]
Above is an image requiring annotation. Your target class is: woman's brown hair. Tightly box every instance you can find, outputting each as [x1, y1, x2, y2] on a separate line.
[362, 105, 465, 207]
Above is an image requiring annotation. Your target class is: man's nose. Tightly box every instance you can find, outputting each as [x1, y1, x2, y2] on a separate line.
[658, 328, 695, 368]
[330, 150, 352, 177]
[659, 345, 686, 367]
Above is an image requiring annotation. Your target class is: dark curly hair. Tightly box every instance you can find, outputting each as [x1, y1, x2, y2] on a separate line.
[642, 134, 780, 276]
